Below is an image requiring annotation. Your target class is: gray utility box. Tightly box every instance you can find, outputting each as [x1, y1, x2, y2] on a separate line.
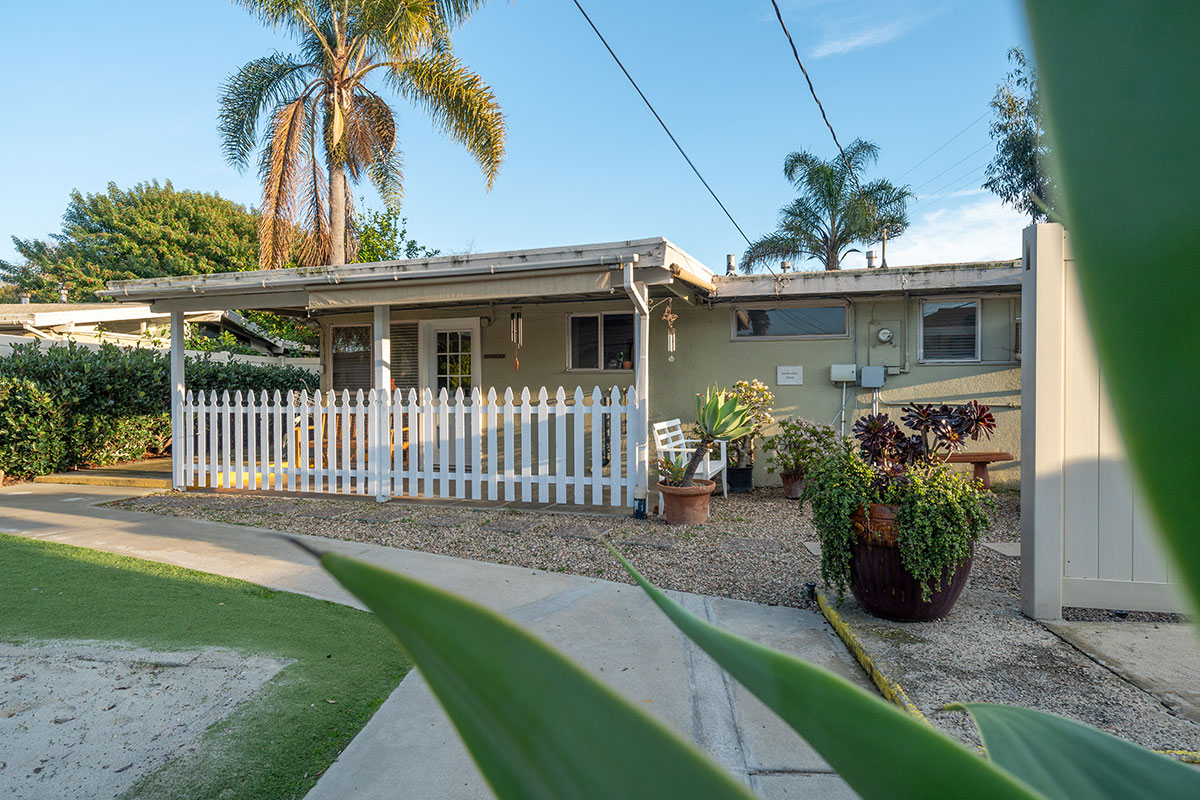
[859, 365, 886, 388]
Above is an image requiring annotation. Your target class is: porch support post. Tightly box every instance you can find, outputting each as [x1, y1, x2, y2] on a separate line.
[373, 305, 391, 502]
[624, 259, 650, 518]
[170, 310, 186, 491]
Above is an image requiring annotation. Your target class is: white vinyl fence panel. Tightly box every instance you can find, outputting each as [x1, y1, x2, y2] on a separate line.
[180, 385, 637, 506]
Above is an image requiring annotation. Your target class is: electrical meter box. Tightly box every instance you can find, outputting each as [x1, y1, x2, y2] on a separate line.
[860, 365, 886, 388]
[830, 364, 857, 383]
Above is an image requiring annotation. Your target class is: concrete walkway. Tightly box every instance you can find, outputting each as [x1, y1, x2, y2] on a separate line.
[0, 483, 865, 799]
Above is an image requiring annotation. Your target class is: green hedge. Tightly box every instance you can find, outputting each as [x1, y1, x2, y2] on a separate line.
[0, 378, 66, 477]
[0, 341, 318, 476]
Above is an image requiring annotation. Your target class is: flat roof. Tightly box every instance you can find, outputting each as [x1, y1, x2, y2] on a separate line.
[712, 259, 1022, 300]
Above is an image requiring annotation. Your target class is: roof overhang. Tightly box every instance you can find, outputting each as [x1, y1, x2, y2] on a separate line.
[712, 260, 1022, 301]
[98, 238, 716, 312]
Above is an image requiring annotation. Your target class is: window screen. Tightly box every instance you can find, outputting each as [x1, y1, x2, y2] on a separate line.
[331, 326, 372, 392]
[922, 301, 978, 361]
[569, 313, 634, 370]
[733, 305, 847, 338]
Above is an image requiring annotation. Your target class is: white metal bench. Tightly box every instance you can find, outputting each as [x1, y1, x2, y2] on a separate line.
[651, 418, 728, 500]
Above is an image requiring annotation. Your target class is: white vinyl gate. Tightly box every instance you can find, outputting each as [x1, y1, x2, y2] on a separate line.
[181, 386, 639, 507]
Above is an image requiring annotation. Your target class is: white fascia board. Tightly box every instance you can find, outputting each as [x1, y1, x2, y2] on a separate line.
[100, 238, 682, 302]
[712, 261, 1022, 300]
[18, 305, 164, 327]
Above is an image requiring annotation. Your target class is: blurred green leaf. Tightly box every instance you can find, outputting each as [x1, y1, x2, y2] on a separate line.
[318, 550, 757, 800]
[955, 703, 1200, 800]
[610, 550, 1040, 800]
[1023, 3, 1200, 614]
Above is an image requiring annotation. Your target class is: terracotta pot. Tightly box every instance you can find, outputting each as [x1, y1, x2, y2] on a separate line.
[847, 503, 974, 621]
[779, 471, 806, 500]
[622, 360, 633, 370]
[726, 465, 754, 494]
[657, 480, 716, 525]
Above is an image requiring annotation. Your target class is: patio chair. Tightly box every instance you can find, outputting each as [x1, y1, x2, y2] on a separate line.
[651, 418, 728, 503]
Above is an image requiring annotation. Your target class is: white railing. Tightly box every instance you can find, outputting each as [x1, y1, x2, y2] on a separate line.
[181, 386, 639, 507]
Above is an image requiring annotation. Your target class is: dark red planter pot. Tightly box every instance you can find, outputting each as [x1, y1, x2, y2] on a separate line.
[848, 504, 974, 622]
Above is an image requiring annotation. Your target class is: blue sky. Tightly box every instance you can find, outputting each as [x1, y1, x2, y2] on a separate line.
[0, 0, 1031, 272]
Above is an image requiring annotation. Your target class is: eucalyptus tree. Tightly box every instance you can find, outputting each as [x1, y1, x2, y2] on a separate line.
[984, 47, 1056, 223]
[741, 139, 913, 272]
[219, 0, 505, 268]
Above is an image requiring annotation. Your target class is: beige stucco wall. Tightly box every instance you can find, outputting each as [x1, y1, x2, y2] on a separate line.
[318, 291, 1023, 490]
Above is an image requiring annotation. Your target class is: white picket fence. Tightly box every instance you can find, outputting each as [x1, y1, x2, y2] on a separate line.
[180, 386, 639, 507]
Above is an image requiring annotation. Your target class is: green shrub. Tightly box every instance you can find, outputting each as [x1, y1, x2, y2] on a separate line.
[0, 377, 65, 477]
[64, 413, 172, 468]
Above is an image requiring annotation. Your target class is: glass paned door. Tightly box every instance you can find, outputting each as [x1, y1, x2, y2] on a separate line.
[435, 330, 473, 392]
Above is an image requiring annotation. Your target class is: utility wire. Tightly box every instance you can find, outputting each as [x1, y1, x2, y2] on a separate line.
[570, 0, 758, 258]
[911, 142, 991, 192]
[913, 162, 990, 209]
[896, 111, 989, 180]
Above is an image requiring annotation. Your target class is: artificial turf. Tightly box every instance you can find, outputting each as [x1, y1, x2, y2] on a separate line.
[0, 533, 411, 799]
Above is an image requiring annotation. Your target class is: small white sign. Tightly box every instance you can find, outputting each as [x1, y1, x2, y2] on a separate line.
[776, 366, 804, 385]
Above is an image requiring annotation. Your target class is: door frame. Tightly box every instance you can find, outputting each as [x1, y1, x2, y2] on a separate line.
[418, 317, 482, 396]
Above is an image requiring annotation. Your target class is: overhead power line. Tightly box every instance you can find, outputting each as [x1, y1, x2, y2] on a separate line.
[896, 111, 989, 180]
[570, 0, 756, 255]
[911, 142, 991, 192]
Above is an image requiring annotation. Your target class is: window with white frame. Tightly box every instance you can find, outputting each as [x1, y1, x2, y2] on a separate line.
[567, 313, 634, 371]
[732, 303, 847, 339]
[920, 299, 980, 362]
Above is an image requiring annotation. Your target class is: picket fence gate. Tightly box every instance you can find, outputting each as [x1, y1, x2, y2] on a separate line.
[180, 386, 640, 507]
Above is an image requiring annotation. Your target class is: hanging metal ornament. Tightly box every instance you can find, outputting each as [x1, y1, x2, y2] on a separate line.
[510, 308, 523, 371]
[662, 299, 678, 361]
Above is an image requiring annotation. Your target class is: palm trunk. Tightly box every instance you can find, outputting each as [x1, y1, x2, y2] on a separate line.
[681, 437, 714, 486]
[330, 163, 347, 265]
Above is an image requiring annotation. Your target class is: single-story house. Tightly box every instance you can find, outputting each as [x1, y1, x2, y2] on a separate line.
[0, 302, 314, 356]
[99, 237, 1021, 511]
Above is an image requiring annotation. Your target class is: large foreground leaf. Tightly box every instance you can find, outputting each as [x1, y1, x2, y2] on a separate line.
[955, 704, 1200, 800]
[610, 551, 1040, 800]
[318, 550, 756, 800]
[1023, 3, 1200, 615]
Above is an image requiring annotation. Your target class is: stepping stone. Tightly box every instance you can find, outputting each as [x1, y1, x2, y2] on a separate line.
[485, 517, 538, 534]
[802, 541, 822, 558]
[545, 525, 601, 541]
[983, 541, 1021, 558]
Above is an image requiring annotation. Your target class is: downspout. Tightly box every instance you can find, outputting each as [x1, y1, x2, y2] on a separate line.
[623, 257, 649, 518]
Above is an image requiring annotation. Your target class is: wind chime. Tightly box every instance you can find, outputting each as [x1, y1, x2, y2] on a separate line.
[662, 299, 678, 362]
[510, 308, 523, 372]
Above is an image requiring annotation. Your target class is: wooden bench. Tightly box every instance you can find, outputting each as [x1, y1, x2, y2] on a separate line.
[945, 451, 1014, 489]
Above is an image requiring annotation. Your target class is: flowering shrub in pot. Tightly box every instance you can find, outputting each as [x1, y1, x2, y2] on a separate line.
[805, 401, 997, 620]
[763, 417, 846, 499]
[723, 379, 775, 493]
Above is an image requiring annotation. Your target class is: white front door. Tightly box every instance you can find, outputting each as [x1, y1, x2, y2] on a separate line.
[419, 318, 480, 396]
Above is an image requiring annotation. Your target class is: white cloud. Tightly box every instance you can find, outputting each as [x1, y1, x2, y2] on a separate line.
[848, 194, 1029, 268]
[812, 20, 910, 58]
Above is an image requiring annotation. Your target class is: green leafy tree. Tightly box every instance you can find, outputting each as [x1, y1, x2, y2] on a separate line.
[357, 209, 440, 262]
[983, 46, 1056, 223]
[741, 139, 913, 272]
[0, 181, 259, 302]
[219, 0, 505, 269]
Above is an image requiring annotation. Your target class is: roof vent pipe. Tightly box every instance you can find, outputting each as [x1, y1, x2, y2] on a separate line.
[866, 250, 878, 269]
[726, 254, 736, 275]
[18, 292, 30, 304]
[781, 261, 791, 272]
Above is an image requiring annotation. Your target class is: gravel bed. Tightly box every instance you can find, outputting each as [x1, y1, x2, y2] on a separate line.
[118, 487, 831, 609]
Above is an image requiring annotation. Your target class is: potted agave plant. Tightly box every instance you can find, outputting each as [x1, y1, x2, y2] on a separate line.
[723, 379, 775, 494]
[656, 387, 754, 525]
[805, 401, 997, 621]
[763, 417, 846, 500]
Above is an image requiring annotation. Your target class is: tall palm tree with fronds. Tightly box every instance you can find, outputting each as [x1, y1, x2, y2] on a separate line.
[741, 139, 912, 272]
[219, 0, 505, 268]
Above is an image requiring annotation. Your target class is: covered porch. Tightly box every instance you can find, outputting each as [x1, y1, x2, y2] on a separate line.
[101, 238, 716, 513]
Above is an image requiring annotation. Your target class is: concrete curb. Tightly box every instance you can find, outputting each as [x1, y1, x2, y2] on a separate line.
[813, 590, 930, 725]
[33, 474, 172, 489]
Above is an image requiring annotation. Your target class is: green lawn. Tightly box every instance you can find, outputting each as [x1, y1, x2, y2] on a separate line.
[0, 533, 411, 799]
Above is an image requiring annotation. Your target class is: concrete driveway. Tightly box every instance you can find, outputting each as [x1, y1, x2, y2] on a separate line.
[0, 483, 867, 799]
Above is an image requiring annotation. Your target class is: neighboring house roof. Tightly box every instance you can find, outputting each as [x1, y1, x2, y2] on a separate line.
[98, 238, 717, 312]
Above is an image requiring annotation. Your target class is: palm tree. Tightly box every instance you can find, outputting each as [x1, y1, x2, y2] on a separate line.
[219, 0, 505, 268]
[741, 139, 912, 272]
